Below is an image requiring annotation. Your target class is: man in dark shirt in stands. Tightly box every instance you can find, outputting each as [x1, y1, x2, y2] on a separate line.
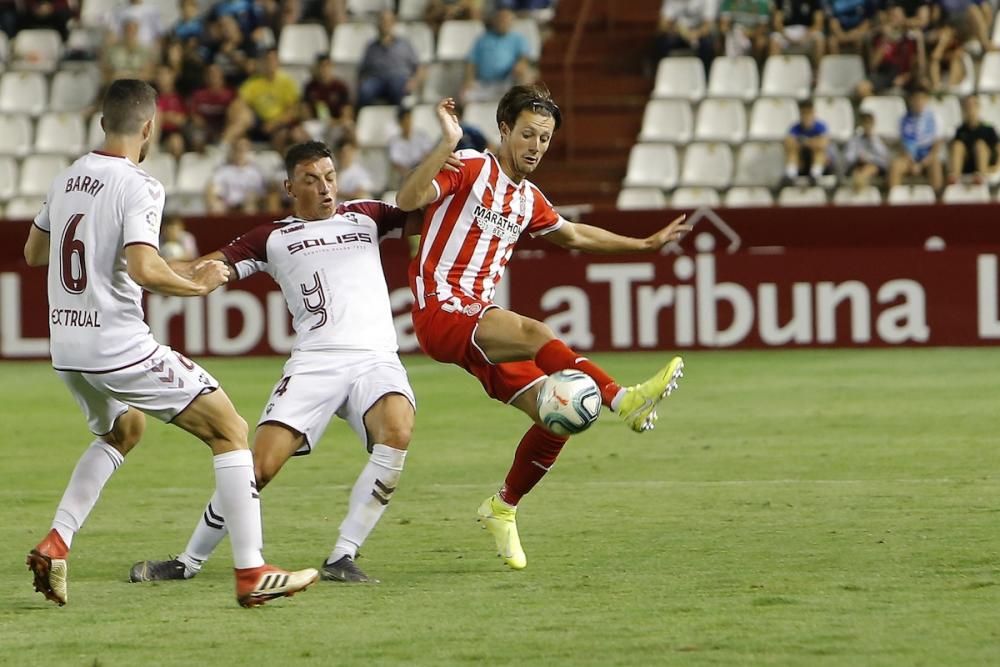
[948, 96, 999, 184]
[770, 0, 826, 65]
[304, 55, 354, 144]
[357, 9, 423, 108]
[826, 0, 878, 54]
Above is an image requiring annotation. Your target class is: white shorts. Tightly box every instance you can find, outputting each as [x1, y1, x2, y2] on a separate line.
[57, 345, 220, 435]
[258, 351, 416, 454]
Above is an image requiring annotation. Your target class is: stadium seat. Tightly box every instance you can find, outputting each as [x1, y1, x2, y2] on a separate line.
[19, 155, 69, 197]
[0, 155, 17, 200]
[283, 65, 313, 92]
[0, 71, 47, 115]
[978, 93, 1000, 127]
[11, 29, 61, 72]
[978, 51, 1000, 93]
[859, 96, 907, 141]
[670, 186, 721, 208]
[163, 193, 207, 216]
[832, 186, 882, 206]
[623, 144, 679, 190]
[942, 183, 989, 203]
[397, 22, 435, 64]
[778, 186, 827, 206]
[421, 62, 465, 103]
[5, 195, 44, 219]
[436, 20, 485, 61]
[724, 186, 774, 207]
[412, 103, 442, 141]
[887, 184, 937, 205]
[49, 69, 101, 113]
[638, 99, 694, 143]
[356, 105, 401, 147]
[80, 0, 118, 27]
[381, 189, 398, 205]
[253, 149, 285, 182]
[35, 112, 86, 156]
[145, 0, 181, 27]
[929, 95, 961, 140]
[141, 152, 177, 195]
[653, 57, 705, 101]
[946, 52, 974, 97]
[680, 143, 733, 188]
[176, 151, 222, 195]
[463, 101, 500, 147]
[707, 56, 759, 101]
[359, 147, 391, 193]
[616, 187, 668, 210]
[512, 18, 542, 61]
[761, 55, 812, 99]
[331, 22, 378, 65]
[733, 142, 785, 188]
[87, 112, 104, 149]
[0, 32, 8, 69]
[815, 55, 865, 97]
[348, 0, 395, 13]
[0, 113, 33, 156]
[814, 96, 855, 143]
[398, 0, 431, 21]
[278, 24, 329, 67]
[694, 99, 746, 143]
[748, 97, 798, 141]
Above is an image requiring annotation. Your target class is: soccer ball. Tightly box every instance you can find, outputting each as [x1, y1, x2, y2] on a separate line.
[536, 370, 602, 436]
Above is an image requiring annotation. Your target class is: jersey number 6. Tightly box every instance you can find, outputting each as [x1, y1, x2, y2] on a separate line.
[60, 213, 87, 294]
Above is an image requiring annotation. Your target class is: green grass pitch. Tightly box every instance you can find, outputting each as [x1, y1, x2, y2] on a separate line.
[1, 349, 998, 666]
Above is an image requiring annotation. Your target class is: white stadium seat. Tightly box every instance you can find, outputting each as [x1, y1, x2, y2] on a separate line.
[653, 57, 705, 101]
[680, 143, 733, 188]
[0, 155, 17, 200]
[725, 186, 774, 207]
[359, 147, 391, 193]
[141, 152, 177, 195]
[512, 18, 542, 61]
[5, 195, 45, 219]
[942, 183, 989, 203]
[463, 101, 500, 147]
[331, 22, 378, 65]
[398, 0, 431, 21]
[11, 29, 62, 72]
[0, 71, 47, 115]
[253, 149, 285, 182]
[670, 186, 721, 208]
[356, 105, 400, 147]
[815, 55, 866, 96]
[19, 155, 69, 197]
[87, 112, 105, 148]
[694, 98, 746, 143]
[707, 56, 759, 101]
[778, 186, 827, 206]
[49, 69, 101, 113]
[623, 143, 679, 190]
[949, 52, 975, 97]
[978, 52, 1000, 93]
[35, 112, 86, 156]
[616, 187, 668, 210]
[80, 0, 119, 27]
[421, 62, 464, 103]
[887, 184, 937, 205]
[0, 113, 33, 156]
[397, 22, 435, 64]
[832, 186, 882, 206]
[436, 20, 485, 61]
[978, 93, 1000, 127]
[278, 24, 329, 67]
[761, 55, 812, 99]
[381, 189, 398, 205]
[411, 103, 442, 141]
[733, 142, 785, 188]
[638, 99, 694, 143]
[928, 95, 961, 140]
[814, 96, 855, 143]
[748, 97, 798, 141]
[145, 0, 181, 27]
[0, 32, 8, 69]
[348, 0, 395, 14]
[176, 151, 222, 195]
[859, 95, 907, 141]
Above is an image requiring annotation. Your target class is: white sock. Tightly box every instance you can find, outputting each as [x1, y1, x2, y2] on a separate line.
[329, 444, 407, 563]
[177, 492, 229, 576]
[52, 440, 124, 548]
[212, 450, 264, 570]
[810, 163, 824, 179]
[609, 387, 627, 412]
[785, 164, 797, 178]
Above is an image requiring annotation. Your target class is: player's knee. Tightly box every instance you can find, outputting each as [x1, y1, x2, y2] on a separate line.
[253, 462, 275, 490]
[105, 409, 145, 454]
[378, 421, 412, 449]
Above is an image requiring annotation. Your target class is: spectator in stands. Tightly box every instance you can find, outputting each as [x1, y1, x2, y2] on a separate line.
[0, 0, 17, 38]
[336, 140, 375, 201]
[225, 48, 301, 150]
[301, 0, 347, 34]
[164, 36, 207, 97]
[496, 0, 555, 23]
[304, 55, 354, 146]
[462, 8, 533, 103]
[878, 0, 931, 32]
[454, 101, 491, 152]
[718, 0, 771, 60]
[783, 100, 832, 185]
[889, 86, 943, 193]
[948, 96, 1000, 184]
[174, 0, 207, 42]
[826, 0, 877, 55]
[159, 216, 199, 261]
[856, 5, 924, 98]
[17, 0, 74, 40]
[106, 0, 163, 48]
[190, 63, 237, 148]
[206, 137, 269, 214]
[154, 65, 190, 159]
[388, 106, 435, 184]
[844, 111, 891, 190]
[653, 0, 718, 74]
[102, 19, 158, 83]
[770, 0, 825, 65]
[928, 0, 985, 93]
[357, 10, 424, 108]
[425, 0, 484, 32]
[209, 13, 258, 87]
[209, 0, 265, 38]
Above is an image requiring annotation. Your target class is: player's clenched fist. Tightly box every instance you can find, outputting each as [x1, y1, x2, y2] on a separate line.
[191, 259, 230, 293]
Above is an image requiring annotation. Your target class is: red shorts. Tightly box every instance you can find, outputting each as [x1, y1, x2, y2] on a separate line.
[411, 294, 546, 404]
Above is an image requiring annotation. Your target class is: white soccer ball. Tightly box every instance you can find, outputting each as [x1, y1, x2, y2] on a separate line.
[536, 370, 602, 436]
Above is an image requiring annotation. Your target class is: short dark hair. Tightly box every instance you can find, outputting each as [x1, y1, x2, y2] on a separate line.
[102, 79, 158, 135]
[284, 141, 334, 178]
[798, 100, 814, 112]
[496, 83, 562, 132]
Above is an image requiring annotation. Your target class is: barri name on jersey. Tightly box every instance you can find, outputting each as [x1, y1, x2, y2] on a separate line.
[64, 175, 106, 197]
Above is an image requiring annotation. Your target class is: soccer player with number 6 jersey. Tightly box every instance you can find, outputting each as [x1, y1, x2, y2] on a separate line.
[396, 85, 693, 570]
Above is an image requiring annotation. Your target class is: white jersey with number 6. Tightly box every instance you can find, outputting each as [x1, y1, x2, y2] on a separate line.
[34, 151, 164, 372]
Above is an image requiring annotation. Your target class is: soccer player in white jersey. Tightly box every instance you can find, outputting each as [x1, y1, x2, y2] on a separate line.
[129, 141, 420, 584]
[22, 79, 318, 607]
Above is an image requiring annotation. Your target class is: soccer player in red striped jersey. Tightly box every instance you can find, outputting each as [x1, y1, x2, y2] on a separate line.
[396, 85, 692, 570]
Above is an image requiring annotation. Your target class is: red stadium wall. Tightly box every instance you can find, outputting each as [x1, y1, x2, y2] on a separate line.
[2, 204, 1000, 359]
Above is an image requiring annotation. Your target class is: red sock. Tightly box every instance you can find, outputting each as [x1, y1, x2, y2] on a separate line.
[499, 425, 568, 506]
[535, 339, 622, 407]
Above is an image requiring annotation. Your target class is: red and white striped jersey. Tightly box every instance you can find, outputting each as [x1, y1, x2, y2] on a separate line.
[409, 150, 565, 308]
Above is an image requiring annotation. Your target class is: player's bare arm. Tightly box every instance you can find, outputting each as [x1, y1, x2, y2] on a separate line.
[168, 251, 238, 283]
[545, 214, 691, 254]
[126, 244, 230, 296]
[23, 225, 50, 267]
[396, 98, 465, 211]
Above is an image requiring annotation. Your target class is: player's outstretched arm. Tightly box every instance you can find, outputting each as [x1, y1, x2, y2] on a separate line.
[23, 226, 50, 267]
[126, 244, 230, 297]
[168, 251, 237, 283]
[396, 98, 464, 211]
[544, 215, 691, 254]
